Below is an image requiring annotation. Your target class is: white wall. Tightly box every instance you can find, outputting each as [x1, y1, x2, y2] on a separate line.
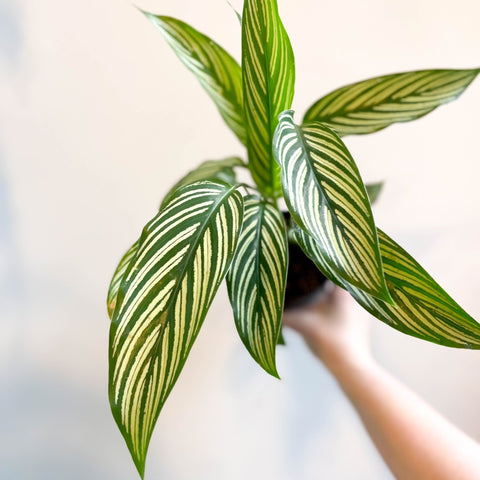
[2, 0, 480, 478]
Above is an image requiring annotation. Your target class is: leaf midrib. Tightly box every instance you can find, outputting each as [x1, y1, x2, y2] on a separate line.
[243, 0, 278, 196]
[140, 184, 239, 412]
[252, 201, 265, 332]
[290, 122, 384, 290]
[157, 183, 237, 348]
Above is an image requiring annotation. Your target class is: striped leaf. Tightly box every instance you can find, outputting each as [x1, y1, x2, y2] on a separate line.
[294, 226, 480, 348]
[291, 225, 345, 288]
[227, 1, 242, 24]
[273, 110, 391, 302]
[242, 0, 295, 197]
[109, 181, 244, 477]
[303, 68, 480, 136]
[143, 13, 246, 145]
[107, 241, 139, 319]
[160, 156, 245, 208]
[227, 196, 288, 377]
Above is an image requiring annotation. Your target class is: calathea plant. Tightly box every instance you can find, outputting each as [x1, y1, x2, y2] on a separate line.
[107, 0, 480, 477]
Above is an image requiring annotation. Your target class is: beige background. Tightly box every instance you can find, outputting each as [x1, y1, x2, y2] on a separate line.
[2, 0, 480, 478]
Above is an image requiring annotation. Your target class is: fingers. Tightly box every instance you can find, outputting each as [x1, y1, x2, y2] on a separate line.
[282, 309, 312, 335]
[281, 309, 295, 327]
[282, 283, 340, 335]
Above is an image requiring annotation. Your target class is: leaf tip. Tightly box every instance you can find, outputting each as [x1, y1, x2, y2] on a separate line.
[263, 347, 281, 379]
[135, 6, 163, 26]
[266, 364, 281, 380]
[244, 344, 281, 379]
[377, 282, 396, 307]
[122, 432, 148, 480]
[226, 0, 242, 24]
[132, 4, 148, 17]
[350, 275, 395, 307]
[133, 455, 146, 480]
[278, 109, 295, 123]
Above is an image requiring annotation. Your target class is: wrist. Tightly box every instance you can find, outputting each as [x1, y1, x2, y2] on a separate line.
[324, 349, 377, 384]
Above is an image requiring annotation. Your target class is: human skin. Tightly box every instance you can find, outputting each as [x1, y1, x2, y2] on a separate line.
[283, 286, 480, 480]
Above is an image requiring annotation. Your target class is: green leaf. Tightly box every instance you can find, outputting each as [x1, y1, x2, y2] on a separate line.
[242, 0, 295, 197]
[109, 181, 244, 478]
[366, 181, 384, 205]
[303, 68, 480, 136]
[274, 110, 391, 303]
[294, 227, 480, 348]
[227, 196, 288, 377]
[107, 241, 139, 319]
[290, 225, 344, 288]
[227, 1, 242, 24]
[160, 156, 245, 208]
[143, 12, 247, 145]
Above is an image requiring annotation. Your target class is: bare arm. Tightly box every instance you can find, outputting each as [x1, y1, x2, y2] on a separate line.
[283, 286, 480, 480]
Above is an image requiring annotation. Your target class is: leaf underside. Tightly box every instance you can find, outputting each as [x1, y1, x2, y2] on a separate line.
[294, 226, 480, 348]
[274, 110, 391, 303]
[242, 0, 295, 197]
[227, 196, 288, 377]
[109, 181, 243, 477]
[303, 68, 480, 136]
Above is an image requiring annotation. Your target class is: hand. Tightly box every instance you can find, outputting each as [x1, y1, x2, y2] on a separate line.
[286, 285, 480, 480]
[283, 284, 373, 374]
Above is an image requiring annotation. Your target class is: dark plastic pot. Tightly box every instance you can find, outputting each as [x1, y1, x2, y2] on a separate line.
[283, 212, 329, 310]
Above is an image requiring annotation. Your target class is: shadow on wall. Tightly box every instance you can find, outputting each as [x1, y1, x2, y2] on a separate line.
[283, 339, 337, 471]
[0, 152, 26, 315]
[0, 0, 24, 305]
[1, 366, 174, 480]
[0, 154, 18, 285]
[0, 0, 24, 68]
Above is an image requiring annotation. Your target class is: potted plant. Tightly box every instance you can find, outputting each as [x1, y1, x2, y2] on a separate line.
[107, 0, 480, 477]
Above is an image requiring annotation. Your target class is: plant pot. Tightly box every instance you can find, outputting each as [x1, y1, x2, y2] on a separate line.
[283, 212, 329, 310]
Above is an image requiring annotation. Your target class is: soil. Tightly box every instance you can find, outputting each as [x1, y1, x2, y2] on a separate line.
[283, 212, 329, 310]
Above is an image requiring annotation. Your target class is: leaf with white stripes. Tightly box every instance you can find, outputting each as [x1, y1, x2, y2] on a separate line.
[303, 68, 480, 136]
[161, 156, 245, 208]
[107, 241, 139, 319]
[242, 0, 295, 197]
[227, 196, 288, 377]
[143, 12, 246, 145]
[109, 181, 244, 478]
[294, 226, 480, 348]
[274, 110, 391, 302]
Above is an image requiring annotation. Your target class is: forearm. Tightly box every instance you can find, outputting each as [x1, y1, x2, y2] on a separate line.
[330, 357, 480, 480]
[284, 288, 480, 479]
